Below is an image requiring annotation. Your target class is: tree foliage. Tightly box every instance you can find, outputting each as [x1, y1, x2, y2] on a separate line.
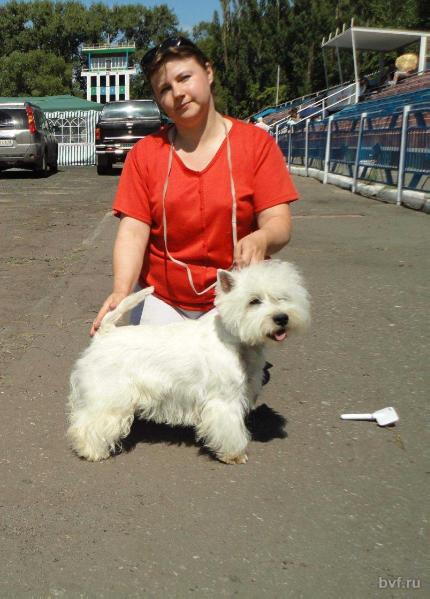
[0, 50, 73, 96]
[193, 0, 427, 116]
[0, 1, 179, 98]
[0, 0, 427, 116]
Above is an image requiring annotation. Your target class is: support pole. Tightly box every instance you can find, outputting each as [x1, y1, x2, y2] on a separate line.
[378, 52, 385, 85]
[323, 115, 334, 184]
[115, 74, 120, 101]
[352, 112, 367, 193]
[397, 105, 411, 207]
[85, 74, 91, 101]
[305, 119, 310, 176]
[351, 24, 360, 103]
[96, 74, 101, 104]
[288, 127, 292, 166]
[418, 36, 427, 74]
[336, 47, 343, 84]
[322, 45, 329, 89]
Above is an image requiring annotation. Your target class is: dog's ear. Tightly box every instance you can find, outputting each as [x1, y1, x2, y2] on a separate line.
[217, 270, 235, 293]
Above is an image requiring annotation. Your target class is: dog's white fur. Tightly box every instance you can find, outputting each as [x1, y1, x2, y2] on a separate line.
[67, 260, 310, 464]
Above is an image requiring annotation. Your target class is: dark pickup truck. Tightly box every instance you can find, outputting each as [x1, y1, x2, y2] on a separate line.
[95, 99, 162, 174]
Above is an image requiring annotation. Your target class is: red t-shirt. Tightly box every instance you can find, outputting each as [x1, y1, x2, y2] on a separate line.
[113, 116, 298, 311]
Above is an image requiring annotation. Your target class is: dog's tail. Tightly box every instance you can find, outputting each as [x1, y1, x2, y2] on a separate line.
[98, 286, 154, 333]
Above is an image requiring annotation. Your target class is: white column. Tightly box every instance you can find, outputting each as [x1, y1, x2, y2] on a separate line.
[125, 73, 130, 101]
[85, 75, 91, 101]
[96, 74, 101, 104]
[397, 105, 411, 207]
[322, 46, 329, 89]
[351, 27, 360, 103]
[352, 112, 367, 193]
[323, 115, 334, 184]
[418, 36, 427, 73]
[116, 74, 120, 101]
[105, 74, 110, 102]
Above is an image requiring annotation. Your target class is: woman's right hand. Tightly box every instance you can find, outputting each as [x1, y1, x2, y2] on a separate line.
[89, 216, 150, 336]
[90, 291, 128, 337]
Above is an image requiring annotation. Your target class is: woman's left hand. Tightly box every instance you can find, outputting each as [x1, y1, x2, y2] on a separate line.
[234, 204, 293, 268]
[234, 230, 268, 267]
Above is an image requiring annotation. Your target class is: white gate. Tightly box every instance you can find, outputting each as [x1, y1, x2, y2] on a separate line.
[45, 110, 100, 166]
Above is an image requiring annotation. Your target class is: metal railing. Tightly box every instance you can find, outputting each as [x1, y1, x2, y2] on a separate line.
[82, 41, 136, 50]
[273, 82, 357, 138]
[253, 77, 357, 121]
[277, 102, 430, 203]
[81, 66, 136, 73]
[270, 67, 426, 138]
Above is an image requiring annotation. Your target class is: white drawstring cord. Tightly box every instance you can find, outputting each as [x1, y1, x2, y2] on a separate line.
[162, 119, 237, 296]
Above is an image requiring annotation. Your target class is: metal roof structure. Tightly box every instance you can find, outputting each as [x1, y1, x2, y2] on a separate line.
[0, 95, 102, 112]
[82, 42, 136, 55]
[321, 22, 430, 102]
[322, 26, 429, 53]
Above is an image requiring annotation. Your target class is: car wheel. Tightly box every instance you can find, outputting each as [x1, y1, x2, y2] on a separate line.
[96, 155, 112, 175]
[49, 151, 58, 173]
[36, 152, 48, 177]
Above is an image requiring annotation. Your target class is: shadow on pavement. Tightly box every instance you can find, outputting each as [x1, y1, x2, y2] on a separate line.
[246, 403, 288, 442]
[120, 402, 288, 457]
[0, 168, 60, 179]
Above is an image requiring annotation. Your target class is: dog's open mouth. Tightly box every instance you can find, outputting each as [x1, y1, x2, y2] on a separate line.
[268, 329, 288, 342]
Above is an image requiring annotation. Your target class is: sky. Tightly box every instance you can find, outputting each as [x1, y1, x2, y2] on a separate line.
[0, 1, 222, 31]
[109, 1, 222, 30]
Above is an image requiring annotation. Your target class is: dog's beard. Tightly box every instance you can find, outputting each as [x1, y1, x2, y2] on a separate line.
[218, 301, 309, 346]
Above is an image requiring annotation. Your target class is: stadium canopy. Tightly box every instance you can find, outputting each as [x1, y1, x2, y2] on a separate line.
[321, 23, 430, 101]
[0, 95, 102, 112]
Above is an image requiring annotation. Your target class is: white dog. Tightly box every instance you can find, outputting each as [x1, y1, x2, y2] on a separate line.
[67, 260, 310, 464]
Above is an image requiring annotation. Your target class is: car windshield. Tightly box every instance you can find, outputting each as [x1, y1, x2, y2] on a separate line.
[0, 109, 28, 128]
[101, 102, 159, 119]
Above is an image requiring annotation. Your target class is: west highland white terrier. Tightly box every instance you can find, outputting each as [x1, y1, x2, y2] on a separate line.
[67, 260, 310, 464]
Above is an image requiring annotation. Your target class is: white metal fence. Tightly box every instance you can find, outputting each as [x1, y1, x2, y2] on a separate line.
[277, 102, 430, 204]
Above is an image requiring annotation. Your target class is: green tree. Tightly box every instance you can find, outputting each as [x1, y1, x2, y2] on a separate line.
[0, 0, 180, 98]
[0, 1, 89, 60]
[193, 0, 293, 116]
[192, 0, 425, 117]
[0, 0, 426, 110]
[122, 4, 180, 99]
[0, 50, 73, 96]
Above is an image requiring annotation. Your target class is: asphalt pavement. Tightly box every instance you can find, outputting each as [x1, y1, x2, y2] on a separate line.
[0, 166, 428, 597]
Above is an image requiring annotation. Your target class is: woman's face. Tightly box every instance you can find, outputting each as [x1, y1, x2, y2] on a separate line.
[151, 56, 214, 127]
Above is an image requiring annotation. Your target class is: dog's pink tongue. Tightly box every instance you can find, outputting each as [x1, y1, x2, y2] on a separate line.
[275, 331, 287, 342]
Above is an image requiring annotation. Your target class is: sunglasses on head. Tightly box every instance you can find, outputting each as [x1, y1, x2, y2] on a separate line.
[141, 37, 200, 73]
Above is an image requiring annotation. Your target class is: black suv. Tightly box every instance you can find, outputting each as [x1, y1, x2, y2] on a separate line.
[95, 100, 162, 174]
[0, 102, 58, 175]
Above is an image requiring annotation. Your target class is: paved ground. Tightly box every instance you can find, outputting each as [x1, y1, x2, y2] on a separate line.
[0, 166, 428, 598]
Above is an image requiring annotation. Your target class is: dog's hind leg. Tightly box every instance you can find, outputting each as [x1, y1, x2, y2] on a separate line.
[196, 398, 250, 465]
[67, 380, 136, 461]
[67, 404, 135, 461]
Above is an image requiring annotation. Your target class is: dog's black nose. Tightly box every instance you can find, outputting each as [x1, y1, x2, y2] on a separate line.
[273, 313, 289, 327]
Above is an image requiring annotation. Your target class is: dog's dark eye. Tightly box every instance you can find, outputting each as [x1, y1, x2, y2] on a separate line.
[249, 298, 262, 306]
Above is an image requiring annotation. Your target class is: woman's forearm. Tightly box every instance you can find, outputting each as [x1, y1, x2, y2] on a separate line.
[234, 204, 292, 266]
[257, 204, 292, 255]
[113, 216, 150, 294]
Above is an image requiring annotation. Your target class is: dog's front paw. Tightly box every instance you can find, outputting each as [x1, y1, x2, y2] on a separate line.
[218, 452, 248, 465]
